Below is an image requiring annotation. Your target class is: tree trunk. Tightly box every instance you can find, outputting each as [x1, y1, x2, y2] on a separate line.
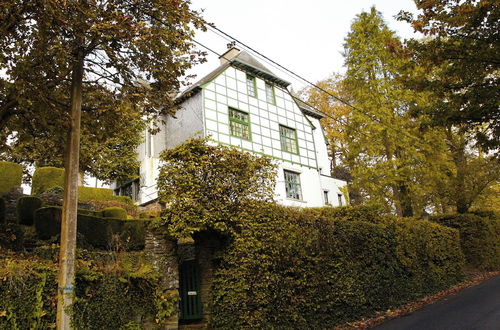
[57, 47, 84, 330]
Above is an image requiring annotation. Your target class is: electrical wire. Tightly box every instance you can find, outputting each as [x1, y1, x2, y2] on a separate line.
[143, 10, 427, 148]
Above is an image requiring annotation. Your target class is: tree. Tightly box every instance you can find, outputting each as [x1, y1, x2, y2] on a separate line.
[1, 0, 205, 326]
[399, 0, 500, 153]
[339, 7, 432, 217]
[157, 138, 277, 238]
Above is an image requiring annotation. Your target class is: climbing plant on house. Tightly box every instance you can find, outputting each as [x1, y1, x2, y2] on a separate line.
[157, 137, 277, 238]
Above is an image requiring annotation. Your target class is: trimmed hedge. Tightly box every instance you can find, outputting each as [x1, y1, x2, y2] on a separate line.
[0, 198, 5, 224]
[34, 207, 149, 250]
[16, 196, 44, 225]
[430, 213, 500, 270]
[209, 203, 464, 328]
[101, 207, 127, 219]
[31, 167, 65, 195]
[78, 187, 134, 205]
[0, 161, 23, 194]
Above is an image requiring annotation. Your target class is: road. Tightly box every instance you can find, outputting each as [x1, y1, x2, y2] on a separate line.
[373, 275, 500, 330]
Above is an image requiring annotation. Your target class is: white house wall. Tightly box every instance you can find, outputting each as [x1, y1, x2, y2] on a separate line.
[129, 62, 347, 207]
[134, 93, 204, 205]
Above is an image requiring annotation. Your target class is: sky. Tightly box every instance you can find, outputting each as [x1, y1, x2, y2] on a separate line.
[186, 0, 422, 90]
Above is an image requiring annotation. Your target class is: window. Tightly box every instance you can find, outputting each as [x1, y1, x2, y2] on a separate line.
[284, 170, 302, 200]
[229, 107, 250, 140]
[324, 190, 330, 205]
[246, 74, 256, 97]
[265, 82, 275, 104]
[338, 193, 343, 206]
[279, 125, 298, 154]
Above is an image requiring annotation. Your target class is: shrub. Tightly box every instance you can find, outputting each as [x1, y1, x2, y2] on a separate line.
[0, 161, 23, 194]
[16, 196, 44, 226]
[0, 223, 24, 251]
[0, 198, 5, 224]
[430, 213, 500, 270]
[209, 203, 464, 328]
[31, 167, 65, 195]
[101, 207, 127, 219]
[34, 206, 149, 250]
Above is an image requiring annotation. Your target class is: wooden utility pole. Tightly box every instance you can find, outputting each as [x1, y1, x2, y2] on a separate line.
[57, 47, 84, 329]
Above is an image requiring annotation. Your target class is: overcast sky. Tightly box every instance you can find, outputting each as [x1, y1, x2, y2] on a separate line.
[187, 0, 421, 90]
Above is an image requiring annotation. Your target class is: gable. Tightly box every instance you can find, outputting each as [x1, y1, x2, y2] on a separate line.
[201, 65, 318, 169]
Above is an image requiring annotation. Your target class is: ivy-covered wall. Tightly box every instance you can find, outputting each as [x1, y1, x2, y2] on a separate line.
[0, 249, 177, 329]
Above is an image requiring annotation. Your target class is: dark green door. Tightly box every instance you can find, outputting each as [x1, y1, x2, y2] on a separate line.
[179, 260, 202, 320]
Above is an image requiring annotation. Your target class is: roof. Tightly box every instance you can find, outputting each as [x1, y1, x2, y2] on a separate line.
[176, 49, 323, 119]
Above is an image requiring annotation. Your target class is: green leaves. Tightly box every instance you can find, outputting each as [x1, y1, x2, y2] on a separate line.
[157, 137, 277, 238]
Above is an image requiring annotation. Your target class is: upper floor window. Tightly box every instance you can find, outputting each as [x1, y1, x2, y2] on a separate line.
[246, 74, 257, 97]
[229, 107, 250, 140]
[284, 170, 302, 200]
[265, 82, 275, 104]
[338, 193, 343, 206]
[279, 125, 298, 154]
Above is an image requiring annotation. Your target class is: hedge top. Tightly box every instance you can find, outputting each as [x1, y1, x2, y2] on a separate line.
[31, 167, 65, 195]
[0, 161, 23, 194]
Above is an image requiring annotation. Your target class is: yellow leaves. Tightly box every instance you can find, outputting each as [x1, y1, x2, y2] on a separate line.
[0, 311, 6, 317]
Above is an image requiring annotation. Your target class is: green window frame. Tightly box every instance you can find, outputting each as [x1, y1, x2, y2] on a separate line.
[229, 107, 251, 140]
[284, 170, 302, 200]
[279, 125, 299, 154]
[265, 82, 275, 104]
[246, 74, 257, 97]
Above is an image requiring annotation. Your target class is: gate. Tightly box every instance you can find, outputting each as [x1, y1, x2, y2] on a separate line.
[179, 260, 203, 320]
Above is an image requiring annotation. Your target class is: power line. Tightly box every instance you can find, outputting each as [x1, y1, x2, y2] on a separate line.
[205, 25, 427, 146]
[144, 10, 426, 147]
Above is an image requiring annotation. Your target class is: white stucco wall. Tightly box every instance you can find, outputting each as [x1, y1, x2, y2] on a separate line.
[128, 61, 347, 207]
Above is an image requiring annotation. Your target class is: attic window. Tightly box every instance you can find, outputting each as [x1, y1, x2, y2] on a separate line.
[265, 83, 275, 104]
[246, 74, 257, 97]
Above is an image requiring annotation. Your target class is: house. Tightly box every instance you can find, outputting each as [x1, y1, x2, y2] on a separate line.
[113, 46, 347, 208]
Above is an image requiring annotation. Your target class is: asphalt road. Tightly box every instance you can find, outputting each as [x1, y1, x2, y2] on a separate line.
[373, 275, 500, 330]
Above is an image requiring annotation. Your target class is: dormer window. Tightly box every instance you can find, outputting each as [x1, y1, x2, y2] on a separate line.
[265, 83, 275, 104]
[246, 74, 257, 97]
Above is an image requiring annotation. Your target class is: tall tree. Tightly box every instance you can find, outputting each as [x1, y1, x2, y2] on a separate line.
[1, 0, 205, 326]
[340, 7, 428, 217]
[399, 0, 500, 153]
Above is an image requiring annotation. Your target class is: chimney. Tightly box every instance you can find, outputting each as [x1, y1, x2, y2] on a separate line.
[219, 41, 240, 65]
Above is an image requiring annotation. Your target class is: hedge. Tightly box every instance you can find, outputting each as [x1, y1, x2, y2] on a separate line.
[32, 167, 134, 205]
[34, 207, 149, 250]
[0, 252, 172, 329]
[31, 167, 65, 195]
[78, 187, 134, 205]
[0, 198, 5, 224]
[101, 207, 127, 219]
[430, 213, 500, 270]
[0, 161, 23, 194]
[16, 196, 44, 225]
[209, 203, 464, 328]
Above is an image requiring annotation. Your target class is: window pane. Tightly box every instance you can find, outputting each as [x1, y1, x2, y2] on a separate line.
[284, 170, 302, 200]
[265, 83, 275, 104]
[229, 108, 250, 140]
[246, 75, 256, 97]
[279, 125, 298, 154]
